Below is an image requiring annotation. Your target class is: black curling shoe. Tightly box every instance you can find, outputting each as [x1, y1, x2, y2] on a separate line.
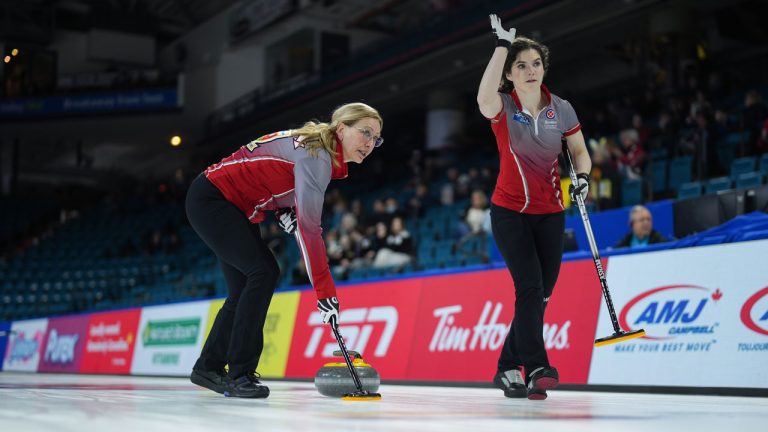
[190, 368, 226, 394]
[526, 366, 559, 400]
[223, 372, 270, 398]
[493, 369, 527, 398]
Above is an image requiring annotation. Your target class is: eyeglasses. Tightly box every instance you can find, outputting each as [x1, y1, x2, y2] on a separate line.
[352, 126, 384, 147]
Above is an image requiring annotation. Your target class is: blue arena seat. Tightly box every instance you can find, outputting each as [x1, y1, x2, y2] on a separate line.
[621, 179, 643, 207]
[705, 177, 732, 194]
[650, 160, 668, 193]
[730, 157, 756, 181]
[760, 153, 768, 176]
[735, 172, 763, 189]
[668, 156, 693, 191]
[677, 181, 702, 199]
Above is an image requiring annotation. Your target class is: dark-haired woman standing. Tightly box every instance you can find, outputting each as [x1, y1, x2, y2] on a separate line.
[477, 14, 591, 400]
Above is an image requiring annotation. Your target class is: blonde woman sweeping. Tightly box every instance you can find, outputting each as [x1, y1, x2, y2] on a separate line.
[185, 103, 383, 398]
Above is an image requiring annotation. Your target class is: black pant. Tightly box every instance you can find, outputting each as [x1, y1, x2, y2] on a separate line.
[185, 175, 280, 378]
[490, 203, 564, 376]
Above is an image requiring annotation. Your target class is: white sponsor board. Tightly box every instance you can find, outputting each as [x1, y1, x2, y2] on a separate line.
[3, 319, 48, 372]
[589, 240, 768, 388]
[130, 301, 210, 376]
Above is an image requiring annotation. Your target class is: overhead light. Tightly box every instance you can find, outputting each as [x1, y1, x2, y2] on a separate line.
[3, 56, 10, 63]
[11, 48, 19, 56]
[170, 135, 182, 147]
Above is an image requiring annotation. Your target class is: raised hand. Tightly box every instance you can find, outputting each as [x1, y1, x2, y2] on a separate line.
[489, 14, 516, 46]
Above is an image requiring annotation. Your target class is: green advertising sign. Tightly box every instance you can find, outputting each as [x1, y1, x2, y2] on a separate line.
[142, 318, 200, 346]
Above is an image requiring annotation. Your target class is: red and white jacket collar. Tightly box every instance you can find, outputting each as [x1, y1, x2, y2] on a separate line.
[510, 84, 553, 113]
[331, 137, 348, 180]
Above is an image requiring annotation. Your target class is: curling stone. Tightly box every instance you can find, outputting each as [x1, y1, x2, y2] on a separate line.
[314, 350, 380, 397]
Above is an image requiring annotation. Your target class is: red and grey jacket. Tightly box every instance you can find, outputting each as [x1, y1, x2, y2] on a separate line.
[486, 85, 581, 214]
[204, 130, 348, 299]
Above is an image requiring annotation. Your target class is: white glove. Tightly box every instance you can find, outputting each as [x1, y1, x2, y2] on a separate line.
[569, 173, 590, 202]
[489, 14, 516, 46]
[276, 207, 297, 235]
[317, 297, 340, 326]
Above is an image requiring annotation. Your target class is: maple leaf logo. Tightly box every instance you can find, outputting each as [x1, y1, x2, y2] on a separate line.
[711, 289, 723, 301]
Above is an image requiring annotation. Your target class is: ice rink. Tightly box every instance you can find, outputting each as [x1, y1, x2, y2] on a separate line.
[1, 373, 766, 432]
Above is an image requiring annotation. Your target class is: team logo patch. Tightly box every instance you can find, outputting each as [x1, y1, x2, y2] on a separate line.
[512, 112, 530, 125]
[245, 130, 292, 152]
[545, 109, 555, 120]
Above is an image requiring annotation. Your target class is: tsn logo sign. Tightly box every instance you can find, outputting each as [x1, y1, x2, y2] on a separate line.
[303, 306, 398, 358]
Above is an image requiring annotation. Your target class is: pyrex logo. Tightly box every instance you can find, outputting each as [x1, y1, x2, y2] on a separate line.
[44, 330, 79, 364]
[619, 285, 721, 340]
[429, 301, 570, 352]
[740, 287, 768, 336]
[304, 306, 397, 358]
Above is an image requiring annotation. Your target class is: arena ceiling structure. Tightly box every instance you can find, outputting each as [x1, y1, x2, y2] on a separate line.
[1, 0, 764, 186]
[1, 0, 242, 45]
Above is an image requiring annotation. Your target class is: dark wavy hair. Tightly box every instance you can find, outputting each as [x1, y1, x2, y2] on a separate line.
[498, 36, 550, 93]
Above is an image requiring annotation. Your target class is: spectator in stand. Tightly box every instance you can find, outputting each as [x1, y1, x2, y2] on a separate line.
[361, 221, 389, 266]
[455, 170, 473, 201]
[372, 216, 413, 269]
[711, 109, 732, 149]
[466, 167, 485, 192]
[349, 199, 370, 234]
[680, 112, 714, 179]
[648, 112, 679, 160]
[326, 230, 344, 272]
[614, 205, 669, 249]
[460, 189, 490, 236]
[631, 113, 650, 148]
[338, 212, 358, 236]
[758, 116, 768, 155]
[407, 182, 433, 219]
[328, 197, 348, 229]
[336, 232, 362, 273]
[384, 197, 404, 222]
[742, 89, 767, 156]
[613, 128, 646, 180]
[369, 199, 389, 227]
[589, 138, 620, 210]
[440, 167, 461, 205]
[689, 90, 712, 119]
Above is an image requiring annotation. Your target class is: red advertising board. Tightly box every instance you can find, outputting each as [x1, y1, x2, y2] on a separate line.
[38, 315, 89, 373]
[80, 309, 141, 374]
[405, 270, 516, 382]
[406, 262, 602, 384]
[284, 279, 422, 379]
[544, 260, 604, 384]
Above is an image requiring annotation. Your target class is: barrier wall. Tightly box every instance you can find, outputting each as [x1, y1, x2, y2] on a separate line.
[1, 239, 766, 389]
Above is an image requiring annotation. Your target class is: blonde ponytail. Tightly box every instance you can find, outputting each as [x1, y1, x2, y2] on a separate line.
[290, 102, 382, 167]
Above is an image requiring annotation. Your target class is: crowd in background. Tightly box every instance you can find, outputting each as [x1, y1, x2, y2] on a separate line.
[3, 40, 767, 293]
